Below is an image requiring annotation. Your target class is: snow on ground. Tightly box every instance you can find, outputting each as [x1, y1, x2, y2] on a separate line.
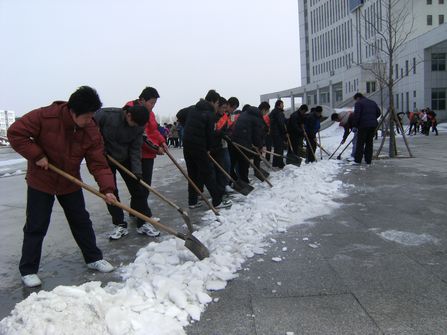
[0, 158, 25, 167]
[0, 159, 346, 335]
[379, 230, 439, 246]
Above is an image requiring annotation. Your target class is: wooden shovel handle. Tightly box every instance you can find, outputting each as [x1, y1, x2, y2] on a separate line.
[47, 163, 179, 237]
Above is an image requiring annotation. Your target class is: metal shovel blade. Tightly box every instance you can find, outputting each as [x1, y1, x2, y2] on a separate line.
[232, 179, 254, 196]
[184, 234, 210, 260]
[254, 167, 270, 181]
[286, 152, 302, 167]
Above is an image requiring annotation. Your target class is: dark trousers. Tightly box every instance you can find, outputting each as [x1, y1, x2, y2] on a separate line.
[231, 145, 251, 183]
[272, 135, 285, 168]
[229, 144, 240, 182]
[288, 135, 304, 159]
[211, 148, 229, 191]
[107, 161, 152, 228]
[183, 148, 224, 206]
[20, 187, 102, 276]
[306, 136, 317, 163]
[355, 127, 376, 164]
[265, 134, 272, 162]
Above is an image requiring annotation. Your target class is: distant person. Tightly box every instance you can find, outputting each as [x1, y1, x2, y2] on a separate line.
[259, 101, 272, 162]
[352, 93, 381, 165]
[287, 104, 308, 160]
[304, 106, 322, 163]
[331, 110, 356, 160]
[269, 99, 287, 168]
[7, 86, 116, 287]
[95, 105, 161, 240]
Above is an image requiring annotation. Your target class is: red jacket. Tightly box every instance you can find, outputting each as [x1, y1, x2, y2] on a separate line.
[7, 102, 115, 195]
[124, 100, 166, 159]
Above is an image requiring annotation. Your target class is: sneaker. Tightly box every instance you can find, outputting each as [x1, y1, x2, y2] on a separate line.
[21, 274, 42, 288]
[87, 259, 114, 273]
[189, 202, 203, 209]
[136, 223, 160, 237]
[348, 161, 361, 166]
[215, 199, 232, 209]
[109, 226, 128, 240]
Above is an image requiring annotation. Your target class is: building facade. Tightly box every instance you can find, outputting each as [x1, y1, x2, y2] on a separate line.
[261, 0, 447, 120]
[0, 110, 16, 137]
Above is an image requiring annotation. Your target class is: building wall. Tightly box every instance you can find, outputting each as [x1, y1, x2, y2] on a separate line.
[262, 0, 447, 120]
[0, 110, 16, 137]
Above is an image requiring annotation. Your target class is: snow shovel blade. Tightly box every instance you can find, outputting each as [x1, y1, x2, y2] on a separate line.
[286, 152, 302, 167]
[184, 234, 210, 260]
[254, 167, 270, 181]
[233, 179, 254, 196]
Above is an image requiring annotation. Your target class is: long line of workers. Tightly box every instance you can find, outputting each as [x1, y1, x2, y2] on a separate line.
[7, 86, 370, 288]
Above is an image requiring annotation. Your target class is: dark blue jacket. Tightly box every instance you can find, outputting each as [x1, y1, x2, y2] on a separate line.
[304, 112, 321, 138]
[352, 97, 381, 128]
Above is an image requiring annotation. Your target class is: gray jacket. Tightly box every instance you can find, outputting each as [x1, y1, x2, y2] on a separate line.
[94, 108, 144, 175]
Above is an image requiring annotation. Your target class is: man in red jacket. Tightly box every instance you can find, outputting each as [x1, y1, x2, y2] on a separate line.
[7, 86, 117, 288]
[123, 87, 167, 237]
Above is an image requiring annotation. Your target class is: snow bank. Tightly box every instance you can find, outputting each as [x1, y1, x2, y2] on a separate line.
[0, 158, 25, 167]
[0, 160, 345, 335]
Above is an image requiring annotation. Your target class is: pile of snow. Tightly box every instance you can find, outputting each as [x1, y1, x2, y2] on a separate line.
[379, 230, 439, 246]
[0, 160, 345, 335]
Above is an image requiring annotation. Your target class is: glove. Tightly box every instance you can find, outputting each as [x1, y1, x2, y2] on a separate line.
[341, 139, 346, 145]
[134, 173, 143, 182]
[352, 127, 358, 133]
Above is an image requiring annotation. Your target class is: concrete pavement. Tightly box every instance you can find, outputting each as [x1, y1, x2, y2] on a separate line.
[186, 132, 447, 334]
[1, 132, 447, 334]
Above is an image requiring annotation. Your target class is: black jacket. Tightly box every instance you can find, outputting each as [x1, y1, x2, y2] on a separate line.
[176, 105, 195, 127]
[287, 111, 305, 139]
[231, 107, 263, 149]
[183, 100, 215, 151]
[94, 108, 144, 174]
[269, 107, 287, 140]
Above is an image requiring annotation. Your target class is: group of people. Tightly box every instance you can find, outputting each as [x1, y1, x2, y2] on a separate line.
[7, 85, 379, 288]
[406, 109, 438, 136]
[159, 122, 183, 148]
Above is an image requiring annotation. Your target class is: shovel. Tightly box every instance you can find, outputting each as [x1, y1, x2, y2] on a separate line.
[231, 143, 270, 178]
[107, 155, 194, 233]
[163, 147, 220, 216]
[225, 137, 273, 187]
[337, 138, 355, 160]
[329, 142, 343, 160]
[48, 163, 209, 260]
[252, 145, 276, 170]
[207, 153, 254, 196]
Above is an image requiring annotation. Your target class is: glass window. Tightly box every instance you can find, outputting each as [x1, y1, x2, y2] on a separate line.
[413, 58, 417, 74]
[427, 0, 432, 4]
[432, 88, 446, 110]
[432, 53, 446, 71]
[427, 15, 433, 25]
[439, 15, 444, 25]
[439, 0, 444, 4]
[406, 60, 409, 76]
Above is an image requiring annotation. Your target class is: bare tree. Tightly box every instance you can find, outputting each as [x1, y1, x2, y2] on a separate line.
[355, 0, 416, 158]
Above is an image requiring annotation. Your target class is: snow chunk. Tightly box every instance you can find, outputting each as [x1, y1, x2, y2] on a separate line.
[379, 230, 438, 246]
[272, 257, 282, 262]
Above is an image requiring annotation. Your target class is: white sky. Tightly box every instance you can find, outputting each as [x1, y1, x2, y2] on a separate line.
[0, 0, 300, 119]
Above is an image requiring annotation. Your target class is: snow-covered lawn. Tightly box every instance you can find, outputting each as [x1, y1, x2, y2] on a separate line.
[0, 155, 346, 334]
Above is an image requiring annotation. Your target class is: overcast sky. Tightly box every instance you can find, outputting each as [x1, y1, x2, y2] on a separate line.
[0, 0, 300, 119]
